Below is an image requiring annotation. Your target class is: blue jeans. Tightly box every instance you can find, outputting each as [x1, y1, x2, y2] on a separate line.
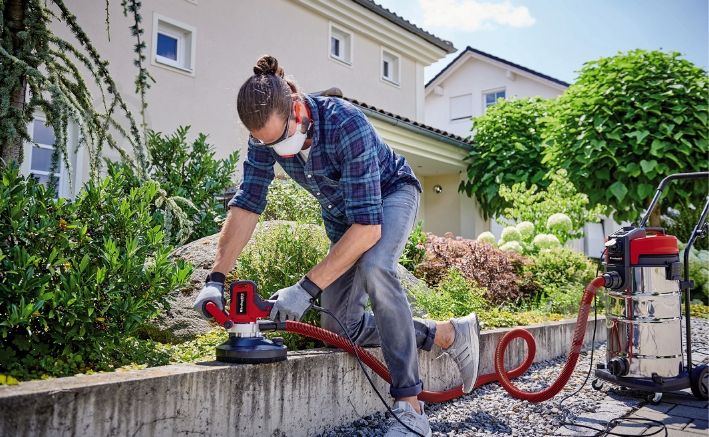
[320, 184, 437, 398]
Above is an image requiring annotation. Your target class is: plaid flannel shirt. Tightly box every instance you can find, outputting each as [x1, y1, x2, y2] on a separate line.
[228, 95, 422, 243]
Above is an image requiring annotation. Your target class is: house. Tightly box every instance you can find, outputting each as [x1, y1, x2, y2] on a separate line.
[423, 46, 630, 255]
[415, 46, 568, 239]
[424, 46, 570, 139]
[26, 0, 489, 238]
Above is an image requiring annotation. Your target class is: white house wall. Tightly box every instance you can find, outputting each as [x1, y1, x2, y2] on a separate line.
[49, 0, 444, 186]
[424, 56, 566, 139]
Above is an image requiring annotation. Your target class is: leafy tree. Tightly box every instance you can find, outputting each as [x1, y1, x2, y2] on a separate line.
[542, 50, 708, 226]
[459, 96, 553, 220]
[0, 0, 150, 178]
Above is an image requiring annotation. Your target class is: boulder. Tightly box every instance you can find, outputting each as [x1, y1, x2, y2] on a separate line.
[397, 264, 428, 318]
[152, 221, 430, 341]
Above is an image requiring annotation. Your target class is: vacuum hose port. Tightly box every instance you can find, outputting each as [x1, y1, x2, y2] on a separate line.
[602, 271, 623, 289]
[608, 357, 629, 377]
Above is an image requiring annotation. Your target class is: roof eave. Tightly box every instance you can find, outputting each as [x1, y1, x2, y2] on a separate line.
[350, 0, 456, 54]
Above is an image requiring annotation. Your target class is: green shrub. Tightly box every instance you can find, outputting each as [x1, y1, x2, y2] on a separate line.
[498, 169, 606, 244]
[227, 222, 330, 350]
[415, 232, 539, 305]
[0, 165, 192, 380]
[399, 221, 427, 272]
[410, 267, 489, 320]
[106, 126, 239, 245]
[527, 247, 596, 287]
[526, 247, 598, 313]
[663, 203, 708, 251]
[261, 177, 323, 225]
[681, 245, 709, 301]
[539, 284, 585, 315]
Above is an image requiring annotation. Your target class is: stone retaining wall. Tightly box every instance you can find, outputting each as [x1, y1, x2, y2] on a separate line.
[0, 317, 606, 437]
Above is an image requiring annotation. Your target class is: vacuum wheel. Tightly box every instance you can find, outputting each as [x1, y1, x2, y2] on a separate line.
[648, 392, 662, 405]
[690, 364, 708, 401]
[591, 379, 604, 391]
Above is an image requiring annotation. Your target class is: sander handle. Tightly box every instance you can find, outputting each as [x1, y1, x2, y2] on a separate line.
[205, 281, 278, 327]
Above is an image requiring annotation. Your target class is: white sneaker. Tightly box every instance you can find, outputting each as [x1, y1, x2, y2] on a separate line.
[384, 400, 432, 437]
[445, 312, 481, 393]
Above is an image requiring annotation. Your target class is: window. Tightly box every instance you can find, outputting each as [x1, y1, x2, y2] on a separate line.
[381, 48, 400, 85]
[28, 119, 62, 197]
[450, 94, 472, 121]
[329, 23, 352, 66]
[152, 13, 196, 75]
[484, 89, 506, 109]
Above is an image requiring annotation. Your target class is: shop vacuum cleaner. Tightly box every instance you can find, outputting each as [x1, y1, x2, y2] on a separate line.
[202, 171, 708, 407]
[592, 171, 709, 403]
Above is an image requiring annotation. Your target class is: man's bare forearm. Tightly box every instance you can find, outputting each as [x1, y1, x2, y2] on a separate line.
[307, 224, 381, 289]
[212, 207, 260, 275]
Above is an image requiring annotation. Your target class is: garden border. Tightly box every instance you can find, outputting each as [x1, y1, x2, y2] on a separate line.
[0, 316, 606, 437]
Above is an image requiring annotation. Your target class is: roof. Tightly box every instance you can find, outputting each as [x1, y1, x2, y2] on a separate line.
[309, 88, 471, 150]
[342, 97, 473, 149]
[351, 0, 456, 54]
[426, 46, 570, 88]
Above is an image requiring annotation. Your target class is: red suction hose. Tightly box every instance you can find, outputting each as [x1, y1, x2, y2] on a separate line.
[285, 275, 606, 403]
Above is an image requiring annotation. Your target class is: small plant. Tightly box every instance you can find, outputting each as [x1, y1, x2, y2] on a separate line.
[410, 267, 489, 319]
[663, 204, 708, 251]
[261, 176, 323, 225]
[680, 243, 709, 301]
[526, 246, 598, 312]
[400, 221, 427, 272]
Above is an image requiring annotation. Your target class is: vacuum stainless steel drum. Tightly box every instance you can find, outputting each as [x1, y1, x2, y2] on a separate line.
[605, 265, 684, 379]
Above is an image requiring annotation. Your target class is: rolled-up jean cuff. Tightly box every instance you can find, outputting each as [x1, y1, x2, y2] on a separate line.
[422, 322, 436, 352]
[390, 380, 423, 398]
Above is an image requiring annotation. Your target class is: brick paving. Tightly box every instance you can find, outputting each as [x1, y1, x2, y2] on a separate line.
[610, 389, 708, 436]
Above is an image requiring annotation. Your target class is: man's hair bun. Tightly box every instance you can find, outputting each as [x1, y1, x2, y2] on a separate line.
[253, 55, 284, 77]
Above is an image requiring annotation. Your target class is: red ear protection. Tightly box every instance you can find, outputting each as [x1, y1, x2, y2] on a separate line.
[294, 100, 302, 124]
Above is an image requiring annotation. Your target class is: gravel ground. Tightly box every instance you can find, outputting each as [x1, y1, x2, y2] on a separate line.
[315, 317, 709, 437]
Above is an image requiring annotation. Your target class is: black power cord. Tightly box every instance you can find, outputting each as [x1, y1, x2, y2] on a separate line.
[312, 305, 427, 437]
[555, 248, 668, 437]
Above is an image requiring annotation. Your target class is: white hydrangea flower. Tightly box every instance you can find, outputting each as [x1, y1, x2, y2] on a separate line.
[477, 231, 497, 246]
[500, 227, 522, 243]
[547, 213, 573, 233]
[499, 241, 524, 254]
[516, 221, 535, 241]
[533, 233, 561, 250]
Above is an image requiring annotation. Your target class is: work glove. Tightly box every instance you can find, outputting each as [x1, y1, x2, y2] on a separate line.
[193, 272, 226, 319]
[269, 282, 314, 322]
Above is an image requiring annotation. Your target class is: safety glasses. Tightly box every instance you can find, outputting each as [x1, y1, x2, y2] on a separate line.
[248, 106, 294, 148]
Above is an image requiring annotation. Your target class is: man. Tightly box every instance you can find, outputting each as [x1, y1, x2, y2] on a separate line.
[194, 55, 479, 437]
